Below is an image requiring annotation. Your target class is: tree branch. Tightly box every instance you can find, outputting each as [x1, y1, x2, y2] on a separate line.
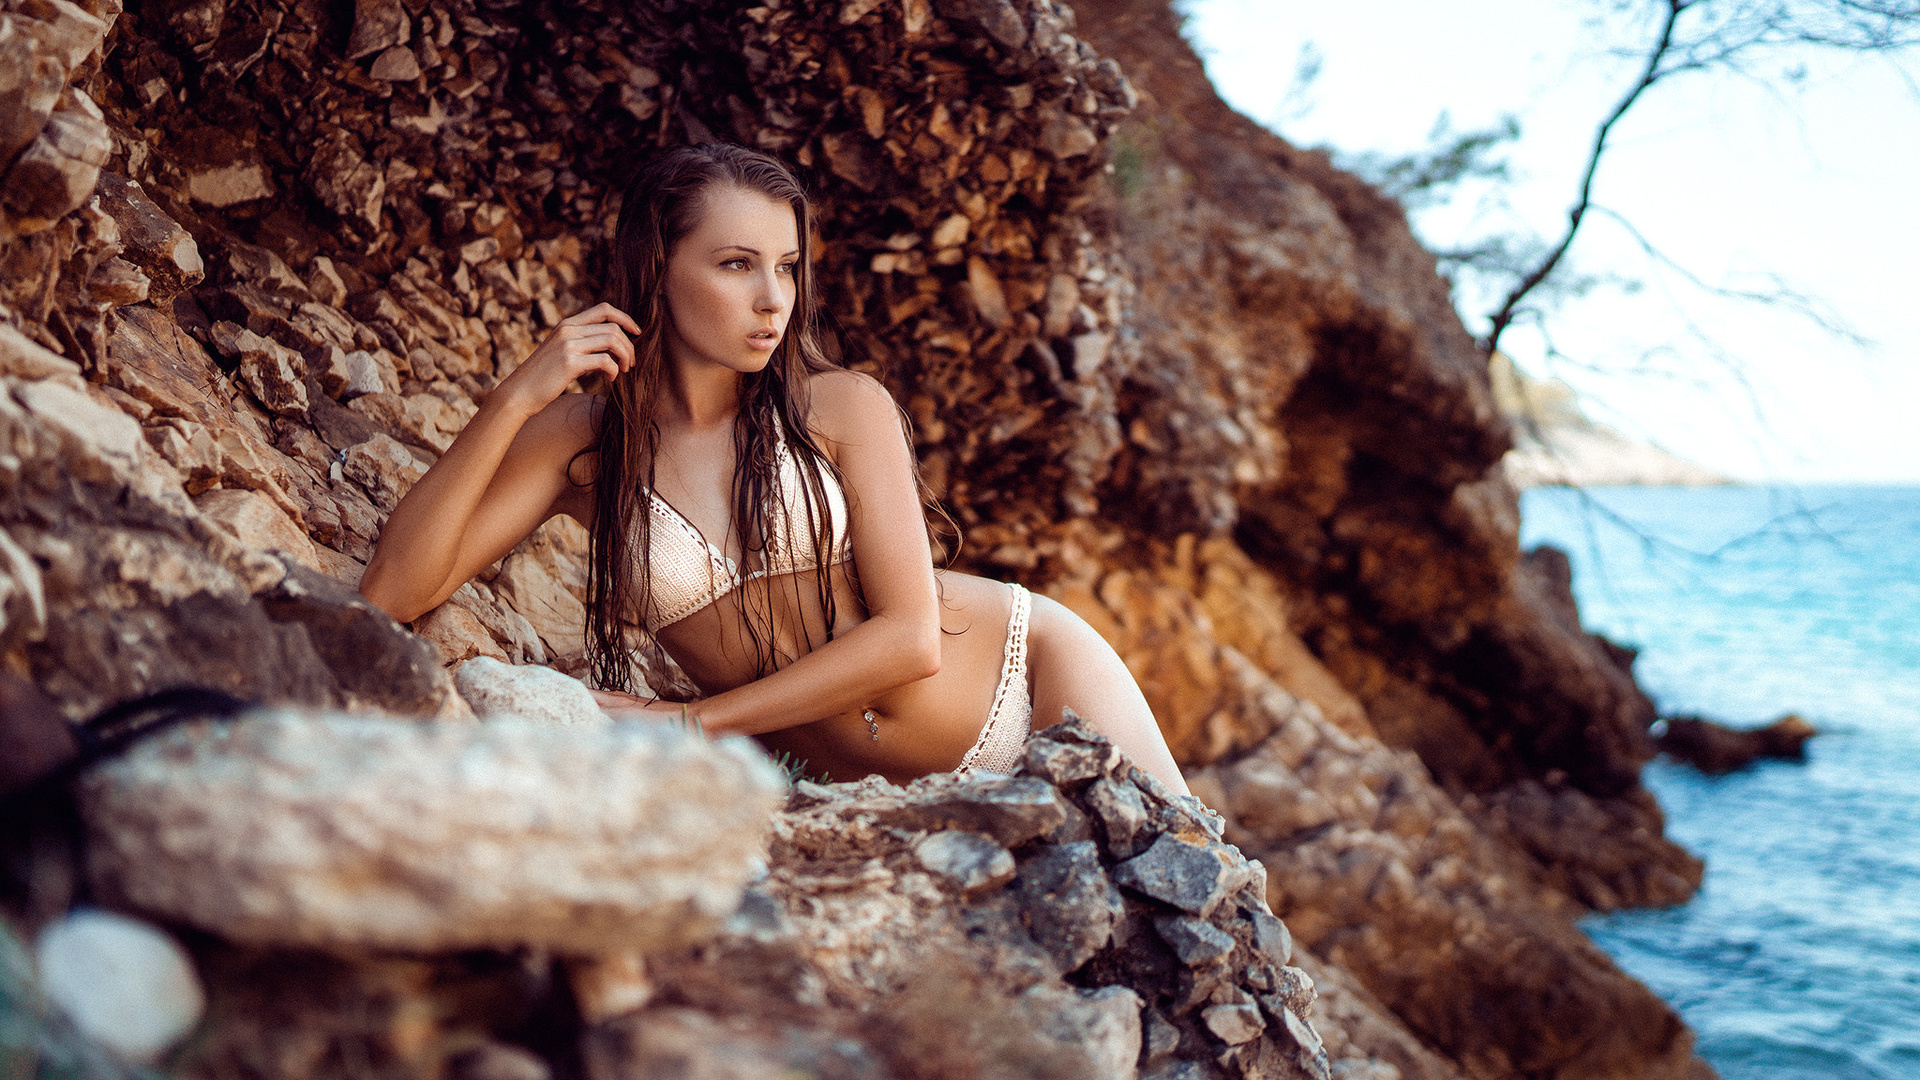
[1481, 0, 1692, 354]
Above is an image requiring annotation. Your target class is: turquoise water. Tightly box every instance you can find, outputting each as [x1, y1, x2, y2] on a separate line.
[1521, 485, 1920, 1080]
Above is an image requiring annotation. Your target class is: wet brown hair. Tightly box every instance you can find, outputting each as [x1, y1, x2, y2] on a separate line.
[586, 144, 846, 696]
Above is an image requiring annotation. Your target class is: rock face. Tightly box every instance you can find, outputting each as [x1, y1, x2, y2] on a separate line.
[0, 0, 1718, 1078]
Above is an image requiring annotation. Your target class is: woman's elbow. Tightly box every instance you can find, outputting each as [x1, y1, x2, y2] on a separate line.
[359, 561, 430, 624]
[904, 625, 942, 683]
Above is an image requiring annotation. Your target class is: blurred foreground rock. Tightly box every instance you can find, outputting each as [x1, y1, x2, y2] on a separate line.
[80, 709, 784, 954]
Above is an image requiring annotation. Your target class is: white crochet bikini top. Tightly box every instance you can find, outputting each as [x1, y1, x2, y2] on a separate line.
[640, 423, 851, 632]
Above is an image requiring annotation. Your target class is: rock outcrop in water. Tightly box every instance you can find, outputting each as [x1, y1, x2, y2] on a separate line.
[0, 0, 1713, 1077]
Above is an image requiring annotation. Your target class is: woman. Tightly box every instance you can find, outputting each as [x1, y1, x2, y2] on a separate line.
[360, 144, 1188, 793]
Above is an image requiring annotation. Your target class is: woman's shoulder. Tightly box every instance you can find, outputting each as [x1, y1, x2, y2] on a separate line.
[805, 368, 902, 442]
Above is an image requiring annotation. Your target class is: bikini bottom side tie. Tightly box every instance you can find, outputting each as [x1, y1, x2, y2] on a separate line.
[956, 583, 1033, 774]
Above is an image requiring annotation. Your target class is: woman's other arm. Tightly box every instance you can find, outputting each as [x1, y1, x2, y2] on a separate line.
[359, 304, 639, 622]
[638, 370, 943, 735]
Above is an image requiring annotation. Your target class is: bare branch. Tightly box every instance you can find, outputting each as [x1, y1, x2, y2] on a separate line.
[1586, 205, 1870, 345]
[1483, 0, 1690, 355]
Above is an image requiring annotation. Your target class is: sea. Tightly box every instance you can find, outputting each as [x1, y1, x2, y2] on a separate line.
[1519, 485, 1920, 1080]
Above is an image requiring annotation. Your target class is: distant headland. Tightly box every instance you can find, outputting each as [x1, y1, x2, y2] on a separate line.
[1492, 354, 1729, 487]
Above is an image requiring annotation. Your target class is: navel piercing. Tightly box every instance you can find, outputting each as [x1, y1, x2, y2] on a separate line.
[864, 708, 879, 741]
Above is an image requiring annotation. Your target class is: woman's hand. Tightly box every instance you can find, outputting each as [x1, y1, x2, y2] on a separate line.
[589, 688, 708, 728]
[491, 303, 642, 419]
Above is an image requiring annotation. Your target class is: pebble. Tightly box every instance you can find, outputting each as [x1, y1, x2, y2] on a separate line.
[1201, 1001, 1266, 1045]
[33, 909, 205, 1064]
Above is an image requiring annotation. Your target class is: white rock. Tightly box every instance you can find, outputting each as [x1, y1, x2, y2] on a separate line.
[33, 909, 205, 1065]
[80, 709, 787, 955]
[455, 655, 608, 727]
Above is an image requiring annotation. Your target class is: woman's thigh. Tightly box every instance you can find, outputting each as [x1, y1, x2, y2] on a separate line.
[1027, 592, 1190, 794]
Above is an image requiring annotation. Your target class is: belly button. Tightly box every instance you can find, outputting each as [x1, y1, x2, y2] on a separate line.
[863, 708, 879, 741]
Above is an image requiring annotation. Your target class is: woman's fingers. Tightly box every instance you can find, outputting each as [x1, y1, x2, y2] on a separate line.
[561, 322, 635, 371]
[562, 302, 644, 337]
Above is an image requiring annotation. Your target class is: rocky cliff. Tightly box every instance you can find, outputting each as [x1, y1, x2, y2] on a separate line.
[1, 0, 1712, 1078]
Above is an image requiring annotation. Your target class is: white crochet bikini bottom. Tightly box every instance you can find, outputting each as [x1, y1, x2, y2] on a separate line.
[956, 583, 1033, 774]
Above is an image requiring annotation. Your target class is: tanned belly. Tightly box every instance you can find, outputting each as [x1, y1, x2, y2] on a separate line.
[659, 570, 1016, 784]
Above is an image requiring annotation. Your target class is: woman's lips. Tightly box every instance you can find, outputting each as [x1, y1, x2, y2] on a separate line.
[748, 329, 780, 350]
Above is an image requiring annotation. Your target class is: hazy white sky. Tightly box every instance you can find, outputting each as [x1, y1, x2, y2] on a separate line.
[1182, 0, 1920, 484]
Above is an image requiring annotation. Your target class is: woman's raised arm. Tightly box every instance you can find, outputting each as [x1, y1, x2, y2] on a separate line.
[359, 303, 640, 622]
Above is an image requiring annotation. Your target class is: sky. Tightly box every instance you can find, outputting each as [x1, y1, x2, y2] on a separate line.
[1181, 0, 1920, 484]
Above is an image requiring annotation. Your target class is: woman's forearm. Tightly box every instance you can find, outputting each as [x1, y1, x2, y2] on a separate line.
[359, 395, 535, 620]
[689, 610, 942, 737]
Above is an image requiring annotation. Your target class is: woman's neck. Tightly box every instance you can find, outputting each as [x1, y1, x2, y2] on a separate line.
[664, 362, 747, 430]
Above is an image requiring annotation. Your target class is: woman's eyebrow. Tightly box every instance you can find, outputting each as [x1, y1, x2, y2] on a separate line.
[710, 244, 802, 257]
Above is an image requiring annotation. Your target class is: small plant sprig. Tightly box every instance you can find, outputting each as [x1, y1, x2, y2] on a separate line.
[766, 749, 832, 787]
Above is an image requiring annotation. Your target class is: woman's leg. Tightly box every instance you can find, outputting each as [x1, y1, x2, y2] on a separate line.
[1027, 592, 1191, 796]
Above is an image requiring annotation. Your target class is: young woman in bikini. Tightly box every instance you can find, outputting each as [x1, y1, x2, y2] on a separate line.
[359, 144, 1188, 794]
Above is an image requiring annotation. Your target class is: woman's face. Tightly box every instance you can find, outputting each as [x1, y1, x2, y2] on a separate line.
[660, 183, 800, 378]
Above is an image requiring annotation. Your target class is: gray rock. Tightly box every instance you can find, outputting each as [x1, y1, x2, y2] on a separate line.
[1155, 915, 1237, 965]
[259, 562, 459, 718]
[1024, 735, 1122, 786]
[1113, 833, 1242, 917]
[1278, 1004, 1331, 1078]
[1250, 908, 1293, 966]
[1039, 984, 1144, 1080]
[873, 774, 1067, 846]
[454, 656, 607, 727]
[1143, 1007, 1182, 1066]
[1087, 775, 1152, 854]
[1013, 841, 1123, 972]
[80, 709, 786, 955]
[913, 830, 1016, 896]
[33, 909, 204, 1065]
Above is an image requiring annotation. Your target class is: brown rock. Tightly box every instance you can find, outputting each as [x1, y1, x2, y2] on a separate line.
[210, 320, 309, 417]
[194, 486, 322, 571]
[0, 16, 68, 167]
[307, 130, 385, 231]
[1, 87, 110, 236]
[964, 256, 1012, 329]
[1657, 713, 1817, 774]
[346, 0, 409, 61]
[368, 44, 420, 82]
[340, 431, 427, 514]
[414, 600, 508, 665]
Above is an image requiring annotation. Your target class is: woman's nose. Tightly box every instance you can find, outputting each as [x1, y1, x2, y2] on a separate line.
[754, 270, 789, 313]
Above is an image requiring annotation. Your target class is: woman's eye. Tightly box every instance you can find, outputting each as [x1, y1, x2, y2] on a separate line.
[722, 258, 749, 270]
[777, 262, 797, 275]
